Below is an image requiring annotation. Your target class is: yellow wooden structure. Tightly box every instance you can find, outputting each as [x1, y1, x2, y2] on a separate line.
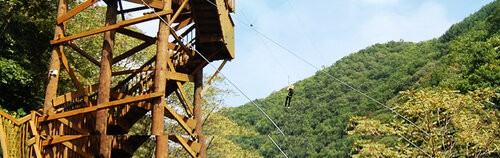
[0, 0, 234, 157]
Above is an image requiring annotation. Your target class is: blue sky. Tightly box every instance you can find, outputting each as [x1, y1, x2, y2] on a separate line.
[127, 0, 494, 106]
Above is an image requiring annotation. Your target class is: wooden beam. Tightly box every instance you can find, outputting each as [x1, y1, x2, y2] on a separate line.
[50, 10, 172, 45]
[0, 110, 20, 125]
[52, 84, 99, 107]
[175, 17, 193, 31]
[112, 41, 154, 64]
[166, 59, 194, 114]
[169, 135, 201, 158]
[66, 41, 100, 67]
[57, 0, 98, 24]
[166, 71, 194, 82]
[33, 136, 42, 158]
[58, 49, 83, 90]
[168, 0, 190, 24]
[164, 103, 196, 136]
[27, 137, 36, 146]
[201, 60, 227, 96]
[0, 117, 9, 158]
[29, 120, 39, 136]
[112, 66, 155, 76]
[173, 0, 191, 10]
[17, 114, 31, 124]
[42, 135, 87, 146]
[41, 93, 163, 122]
[116, 28, 156, 43]
[124, 0, 164, 9]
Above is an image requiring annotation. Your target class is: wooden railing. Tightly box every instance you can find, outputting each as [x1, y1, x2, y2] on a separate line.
[0, 110, 42, 158]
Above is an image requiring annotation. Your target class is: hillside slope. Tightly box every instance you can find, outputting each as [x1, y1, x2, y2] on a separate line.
[222, 1, 500, 157]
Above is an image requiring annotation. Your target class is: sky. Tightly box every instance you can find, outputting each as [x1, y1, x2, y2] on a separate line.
[126, 0, 494, 107]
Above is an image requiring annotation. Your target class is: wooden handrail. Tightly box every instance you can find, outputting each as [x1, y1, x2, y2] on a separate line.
[0, 110, 20, 125]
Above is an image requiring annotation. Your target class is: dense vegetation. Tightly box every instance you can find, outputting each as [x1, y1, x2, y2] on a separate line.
[223, 1, 500, 157]
[0, 0, 57, 113]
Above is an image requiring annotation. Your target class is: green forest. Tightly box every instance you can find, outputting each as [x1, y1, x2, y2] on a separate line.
[222, 1, 500, 157]
[0, 0, 499, 157]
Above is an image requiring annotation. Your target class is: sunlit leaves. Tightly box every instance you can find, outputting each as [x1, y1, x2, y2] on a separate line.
[349, 88, 500, 157]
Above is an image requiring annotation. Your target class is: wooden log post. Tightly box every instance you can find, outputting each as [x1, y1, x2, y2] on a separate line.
[43, 0, 67, 120]
[43, 0, 67, 157]
[152, 0, 172, 157]
[194, 69, 206, 158]
[95, 0, 117, 157]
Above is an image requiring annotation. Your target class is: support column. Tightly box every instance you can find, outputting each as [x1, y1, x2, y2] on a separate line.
[96, 0, 117, 157]
[43, 0, 67, 157]
[194, 69, 206, 158]
[152, 0, 171, 157]
[44, 0, 67, 117]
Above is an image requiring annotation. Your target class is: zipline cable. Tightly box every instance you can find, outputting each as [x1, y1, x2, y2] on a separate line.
[139, 0, 286, 136]
[267, 135, 289, 158]
[402, 135, 434, 158]
[232, 8, 291, 82]
[254, 25, 292, 85]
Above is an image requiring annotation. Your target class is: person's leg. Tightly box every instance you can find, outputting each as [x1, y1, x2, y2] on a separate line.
[284, 97, 289, 107]
[288, 95, 293, 107]
[285, 96, 290, 107]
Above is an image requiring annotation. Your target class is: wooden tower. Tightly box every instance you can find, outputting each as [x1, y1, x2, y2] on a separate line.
[0, 0, 234, 157]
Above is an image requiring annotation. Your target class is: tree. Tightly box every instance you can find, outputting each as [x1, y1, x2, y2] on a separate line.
[348, 88, 500, 157]
[0, 0, 57, 112]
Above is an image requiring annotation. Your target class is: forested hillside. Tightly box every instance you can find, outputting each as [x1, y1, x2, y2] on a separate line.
[223, 1, 500, 157]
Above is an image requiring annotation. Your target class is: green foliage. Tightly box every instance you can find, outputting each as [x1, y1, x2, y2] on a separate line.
[0, 0, 57, 112]
[349, 88, 500, 157]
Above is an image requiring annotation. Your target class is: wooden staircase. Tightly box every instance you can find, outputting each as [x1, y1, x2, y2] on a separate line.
[0, 0, 235, 157]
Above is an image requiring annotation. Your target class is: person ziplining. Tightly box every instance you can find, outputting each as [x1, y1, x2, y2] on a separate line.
[284, 85, 295, 108]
